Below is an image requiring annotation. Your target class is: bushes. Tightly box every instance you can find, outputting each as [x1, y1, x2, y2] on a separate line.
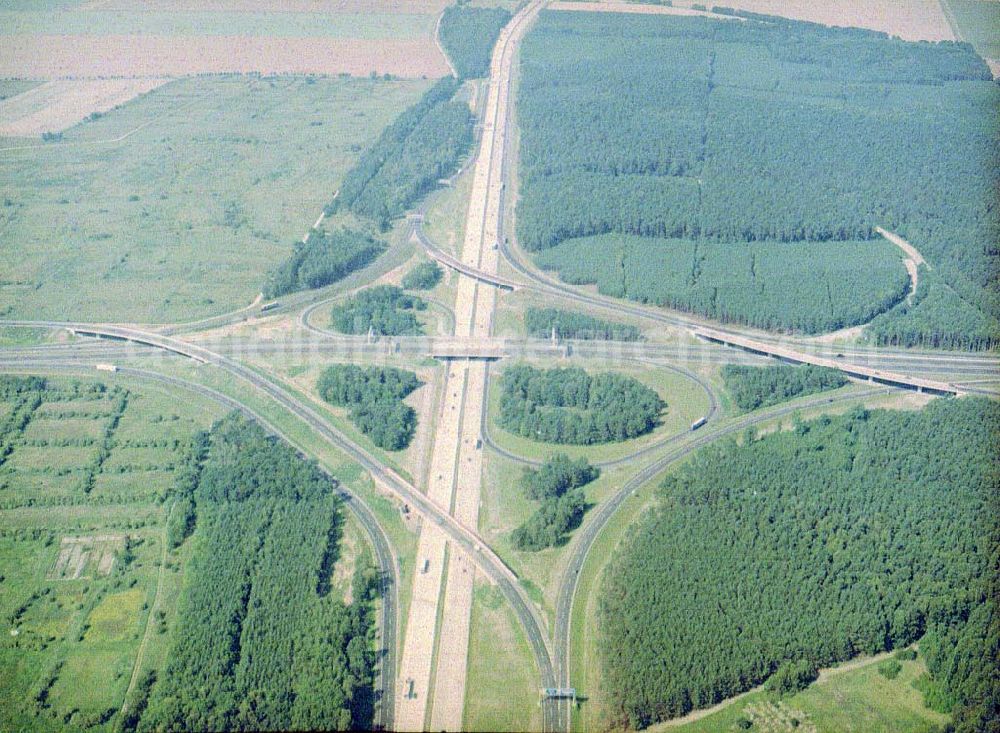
[317, 365, 421, 450]
[438, 5, 511, 79]
[332, 78, 473, 230]
[598, 398, 998, 728]
[765, 660, 818, 696]
[525, 307, 641, 341]
[511, 454, 597, 551]
[721, 365, 848, 412]
[497, 364, 664, 445]
[877, 660, 902, 680]
[329, 285, 427, 336]
[264, 228, 385, 298]
[401, 261, 443, 290]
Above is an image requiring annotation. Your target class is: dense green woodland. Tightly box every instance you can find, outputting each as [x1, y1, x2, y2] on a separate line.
[438, 5, 512, 79]
[498, 365, 664, 444]
[517, 11, 998, 343]
[722, 364, 848, 411]
[525, 307, 641, 342]
[264, 228, 385, 299]
[535, 236, 909, 334]
[401, 260, 443, 290]
[330, 285, 427, 336]
[139, 416, 377, 732]
[511, 454, 598, 551]
[599, 398, 999, 730]
[317, 364, 421, 450]
[331, 78, 473, 229]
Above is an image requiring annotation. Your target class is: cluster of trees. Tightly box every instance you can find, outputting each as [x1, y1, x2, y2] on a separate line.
[511, 454, 598, 551]
[140, 416, 377, 732]
[331, 78, 473, 229]
[535, 235, 909, 334]
[525, 307, 640, 341]
[721, 364, 848, 411]
[264, 228, 385, 298]
[401, 260, 443, 290]
[498, 364, 664, 444]
[866, 269, 1000, 350]
[165, 431, 209, 550]
[329, 285, 427, 336]
[598, 398, 999, 729]
[317, 364, 421, 450]
[517, 10, 998, 345]
[438, 5, 512, 79]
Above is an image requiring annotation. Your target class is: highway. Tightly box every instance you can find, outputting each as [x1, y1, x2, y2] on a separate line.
[0, 318, 558, 730]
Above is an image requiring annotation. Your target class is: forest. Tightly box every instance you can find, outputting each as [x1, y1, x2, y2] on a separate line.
[517, 10, 998, 344]
[535, 236, 909, 334]
[438, 5, 512, 79]
[331, 77, 473, 230]
[317, 364, 421, 450]
[525, 308, 641, 342]
[511, 454, 598, 551]
[866, 268, 1000, 350]
[401, 260, 443, 290]
[139, 415, 377, 732]
[329, 285, 427, 336]
[721, 364, 848, 411]
[498, 364, 664, 444]
[263, 228, 385, 298]
[598, 398, 999, 730]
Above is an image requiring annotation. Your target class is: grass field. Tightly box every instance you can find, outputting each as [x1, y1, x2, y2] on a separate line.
[945, 0, 1000, 58]
[0, 75, 431, 323]
[659, 653, 949, 733]
[0, 374, 223, 732]
[462, 580, 542, 732]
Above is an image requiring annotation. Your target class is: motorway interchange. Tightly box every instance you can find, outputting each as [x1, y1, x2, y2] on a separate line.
[3, 3, 999, 731]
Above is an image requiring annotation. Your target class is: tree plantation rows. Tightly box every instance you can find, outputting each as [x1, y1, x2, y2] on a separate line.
[721, 364, 848, 411]
[138, 416, 377, 732]
[264, 228, 385, 299]
[517, 11, 998, 344]
[331, 77, 473, 230]
[317, 364, 421, 450]
[535, 235, 909, 334]
[330, 285, 428, 336]
[498, 365, 664, 445]
[598, 398, 999, 730]
[438, 5, 512, 79]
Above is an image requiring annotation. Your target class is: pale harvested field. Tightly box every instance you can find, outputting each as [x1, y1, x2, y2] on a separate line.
[555, 0, 955, 41]
[0, 78, 168, 137]
[80, 0, 448, 11]
[0, 35, 450, 79]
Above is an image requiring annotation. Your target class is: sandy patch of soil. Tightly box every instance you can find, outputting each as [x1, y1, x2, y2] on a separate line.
[0, 35, 450, 79]
[0, 78, 169, 137]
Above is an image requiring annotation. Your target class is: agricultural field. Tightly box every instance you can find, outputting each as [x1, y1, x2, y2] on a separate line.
[0, 75, 432, 323]
[0, 374, 222, 732]
[0, 0, 450, 78]
[943, 0, 1000, 59]
[517, 9, 998, 344]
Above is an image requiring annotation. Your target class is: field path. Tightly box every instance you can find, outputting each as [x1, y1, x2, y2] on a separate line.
[876, 226, 928, 304]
